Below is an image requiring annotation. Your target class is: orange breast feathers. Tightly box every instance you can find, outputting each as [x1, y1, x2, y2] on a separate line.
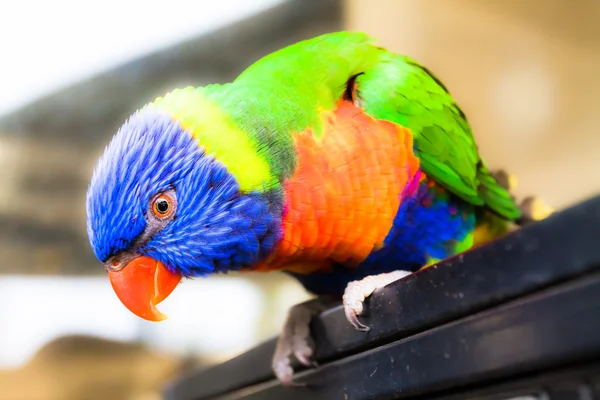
[255, 101, 420, 274]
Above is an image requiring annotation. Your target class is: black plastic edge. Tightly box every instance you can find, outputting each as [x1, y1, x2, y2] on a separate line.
[215, 272, 600, 399]
[430, 362, 600, 399]
[164, 195, 600, 399]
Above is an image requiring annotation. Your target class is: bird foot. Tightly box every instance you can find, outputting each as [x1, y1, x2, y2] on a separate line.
[342, 270, 412, 331]
[272, 297, 333, 386]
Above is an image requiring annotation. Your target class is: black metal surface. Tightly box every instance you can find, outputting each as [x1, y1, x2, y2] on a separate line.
[164, 195, 600, 400]
[214, 273, 600, 399]
[430, 362, 600, 399]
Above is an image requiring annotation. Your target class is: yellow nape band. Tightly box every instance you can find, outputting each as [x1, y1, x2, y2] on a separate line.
[151, 87, 276, 192]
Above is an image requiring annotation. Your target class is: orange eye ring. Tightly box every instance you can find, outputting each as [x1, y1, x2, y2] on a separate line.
[152, 193, 174, 219]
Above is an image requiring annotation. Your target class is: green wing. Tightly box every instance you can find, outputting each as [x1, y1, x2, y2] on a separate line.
[356, 51, 520, 220]
[213, 30, 519, 219]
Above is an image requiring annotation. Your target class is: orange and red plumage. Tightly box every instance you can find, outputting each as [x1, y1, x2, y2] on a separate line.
[254, 100, 421, 274]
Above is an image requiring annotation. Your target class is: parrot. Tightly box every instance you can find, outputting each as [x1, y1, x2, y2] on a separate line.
[86, 31, 546, 385]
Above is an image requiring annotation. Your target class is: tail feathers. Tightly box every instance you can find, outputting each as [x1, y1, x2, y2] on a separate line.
[477, 163, 522, 221]
[473, 169, 554, 247]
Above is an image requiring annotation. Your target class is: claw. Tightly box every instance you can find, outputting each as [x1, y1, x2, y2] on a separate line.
[344, 306, 371, 331]
[342, 270, 412, 331]
[272, 357, 306, 387]
[272, 298, 331, 385]
[293, 343, 314, 367]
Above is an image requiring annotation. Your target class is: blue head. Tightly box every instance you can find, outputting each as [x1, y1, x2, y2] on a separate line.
[86, 105, 282, 320]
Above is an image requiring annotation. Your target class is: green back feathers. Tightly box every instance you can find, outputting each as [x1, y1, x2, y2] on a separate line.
[214, 32, 381, 183]
[151, 31, 519, 220]
[233, 31, 380, 137]
[150, 32, 382, 193]
[355, 50, 520, 220]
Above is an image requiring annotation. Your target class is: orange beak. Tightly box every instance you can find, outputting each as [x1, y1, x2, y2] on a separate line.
[108, 256, 182, 322]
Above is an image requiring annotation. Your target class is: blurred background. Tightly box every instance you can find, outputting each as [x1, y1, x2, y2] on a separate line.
[0, 0, 598, 398]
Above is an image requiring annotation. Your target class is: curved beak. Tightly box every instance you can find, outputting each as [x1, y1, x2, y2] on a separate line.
[107, 256, 182, 322]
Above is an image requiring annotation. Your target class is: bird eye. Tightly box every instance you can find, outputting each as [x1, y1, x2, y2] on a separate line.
[152, 193, 174, 219]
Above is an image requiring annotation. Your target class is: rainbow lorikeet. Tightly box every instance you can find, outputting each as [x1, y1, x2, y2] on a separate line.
[86, 32, 532, 385]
